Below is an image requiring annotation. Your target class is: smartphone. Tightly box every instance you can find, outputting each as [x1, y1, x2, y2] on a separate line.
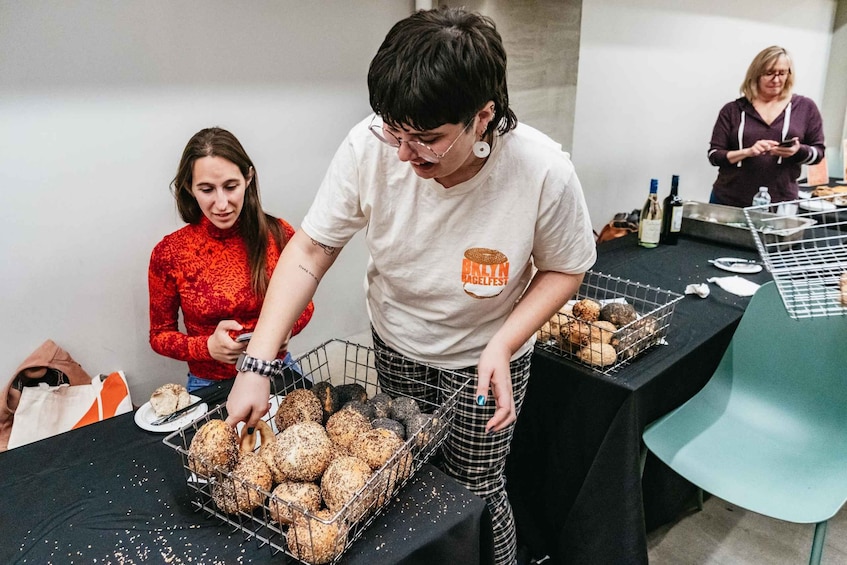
[778, 139, 796, 147]
[235, 332, 253, 343]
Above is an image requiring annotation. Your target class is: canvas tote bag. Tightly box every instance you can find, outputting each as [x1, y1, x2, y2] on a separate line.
[7, 371, 132, 449]
[2, 340, 132, 450]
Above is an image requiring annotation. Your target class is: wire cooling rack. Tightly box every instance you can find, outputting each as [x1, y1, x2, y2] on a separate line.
[164, 339, 470, 565]
[745, 197, 847, 319]
[536, 270, 683, 374]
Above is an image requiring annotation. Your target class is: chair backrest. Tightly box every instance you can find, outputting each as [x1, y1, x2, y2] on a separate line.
[714, 281, 847, 428]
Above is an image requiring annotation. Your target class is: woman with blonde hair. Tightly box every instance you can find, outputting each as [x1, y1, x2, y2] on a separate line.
[707, 45, 825, 207]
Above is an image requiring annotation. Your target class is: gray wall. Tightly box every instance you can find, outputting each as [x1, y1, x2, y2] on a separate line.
[454, 0, 582, 150]
[1, 0, 845, 403]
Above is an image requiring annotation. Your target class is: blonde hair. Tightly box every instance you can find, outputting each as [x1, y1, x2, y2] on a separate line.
[740, 46, 794, 101]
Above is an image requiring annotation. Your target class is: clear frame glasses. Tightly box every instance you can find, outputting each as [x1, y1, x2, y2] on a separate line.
[368, 115, 473, 163]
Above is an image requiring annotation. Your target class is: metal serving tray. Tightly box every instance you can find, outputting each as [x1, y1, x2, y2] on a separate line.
[681, 201, 814, 249]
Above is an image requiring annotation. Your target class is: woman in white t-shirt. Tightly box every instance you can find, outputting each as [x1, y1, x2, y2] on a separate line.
[227, 7, 596, 564]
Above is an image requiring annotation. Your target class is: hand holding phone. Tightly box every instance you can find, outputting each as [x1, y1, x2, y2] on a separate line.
[235, 332, 253, 343]
[778, 138, 797, 148]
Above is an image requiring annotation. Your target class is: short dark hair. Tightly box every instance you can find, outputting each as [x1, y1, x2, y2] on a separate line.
[368, 6, 517, 136]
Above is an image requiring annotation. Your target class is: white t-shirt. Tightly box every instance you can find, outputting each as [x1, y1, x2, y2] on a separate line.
[302, 116, 596, 369]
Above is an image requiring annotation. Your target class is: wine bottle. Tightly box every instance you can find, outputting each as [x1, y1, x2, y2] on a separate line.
[660, 174, 683, 245]
[638, 179, 663, 248]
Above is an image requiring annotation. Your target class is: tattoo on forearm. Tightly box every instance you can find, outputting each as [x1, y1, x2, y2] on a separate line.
[298, 264, 319, 282]
[311, 239, 338, 256]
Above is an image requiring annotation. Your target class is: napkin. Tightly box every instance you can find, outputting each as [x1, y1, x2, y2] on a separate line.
[684, 283, 710, 298]
[707, 276, 761, 297]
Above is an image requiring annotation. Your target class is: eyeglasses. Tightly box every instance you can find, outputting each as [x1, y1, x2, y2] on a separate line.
[762, 69, 790, 78]
[369, 115, 473, 163]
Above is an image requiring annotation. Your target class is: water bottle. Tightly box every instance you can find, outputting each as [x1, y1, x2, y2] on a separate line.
[752, 186, 771, 208]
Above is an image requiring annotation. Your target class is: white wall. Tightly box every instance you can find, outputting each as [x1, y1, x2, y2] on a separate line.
[822, 0, 847, 176]
[574, 0, 836, 230]
[1, 0, 843, 404]
[0, 1, 412, 401]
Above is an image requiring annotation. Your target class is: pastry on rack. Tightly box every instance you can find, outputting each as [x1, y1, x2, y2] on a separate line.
[275, 388, 324, 431]
[188, 419, 240, 477]
[272, 421, 333, 482]
[840, 273, 847, 306]
[321, 455, 373, 520]
[211, 451, 273, 514]
[326, 406, 372, 451]
[599, 302, 638, 327]
[350, 427, 404, 470]
[269, 480, 322, 525]
[287, 509, 348, 565]
[572, 298, 601, 322]
[576, 341, 618, 367]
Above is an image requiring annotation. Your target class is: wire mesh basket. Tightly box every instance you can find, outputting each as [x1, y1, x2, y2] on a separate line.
[536, 270, 683, 375]
[163, 339, 471, 565]
[745, 196, 847, 319]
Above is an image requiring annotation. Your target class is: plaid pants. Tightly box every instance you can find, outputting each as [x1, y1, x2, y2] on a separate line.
[372, 329, 531, 565]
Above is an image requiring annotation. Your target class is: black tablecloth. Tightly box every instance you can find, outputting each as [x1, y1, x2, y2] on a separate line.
[506, 234, 773, 565]
[0, 383, 493, 565]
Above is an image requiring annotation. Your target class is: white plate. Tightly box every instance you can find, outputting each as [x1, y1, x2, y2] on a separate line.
[134, 395, 207, 433]
[711, 257, 763, 274]
[798, 199, 837, 212]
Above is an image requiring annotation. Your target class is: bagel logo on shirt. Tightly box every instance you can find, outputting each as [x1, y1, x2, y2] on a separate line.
[461, 247, 509, 299]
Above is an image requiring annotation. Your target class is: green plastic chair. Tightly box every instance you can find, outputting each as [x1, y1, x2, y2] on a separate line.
[643, 281, 847, 565]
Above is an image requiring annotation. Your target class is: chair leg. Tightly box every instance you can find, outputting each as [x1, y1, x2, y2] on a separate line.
[809, 520, 827, 565]
[696, 488, 703, 511]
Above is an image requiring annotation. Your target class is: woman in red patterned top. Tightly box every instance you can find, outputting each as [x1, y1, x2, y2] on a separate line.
[148, 127, 314, 391]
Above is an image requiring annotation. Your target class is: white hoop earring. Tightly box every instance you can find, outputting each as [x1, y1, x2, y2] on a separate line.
[473, 140, 491, 158]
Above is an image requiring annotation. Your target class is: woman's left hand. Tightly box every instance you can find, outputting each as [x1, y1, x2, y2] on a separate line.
[476, 341, 516, 433]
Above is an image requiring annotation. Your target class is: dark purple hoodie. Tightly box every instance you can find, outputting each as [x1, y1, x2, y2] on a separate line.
[708, 94, 825, 207]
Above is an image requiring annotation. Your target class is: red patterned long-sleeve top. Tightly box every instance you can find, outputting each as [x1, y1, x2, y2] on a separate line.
[148, 216, 314, 381]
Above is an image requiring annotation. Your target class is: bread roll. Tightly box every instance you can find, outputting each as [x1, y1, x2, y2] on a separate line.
[576, 341, 618, 367]
[287, 509, 347, 565]
[321, 455, 373, 520]
[188, 419, 240, 478]
[269, 481, 322, 525]
[572, 299, 601, 322]
[350, 427, 404, 470]
[211, 451, 272, 514]
[272, 421, 333, 482]
[275, 388, 323, 432]
[149, 383, 191, 416]
[325, 407, 372, 451]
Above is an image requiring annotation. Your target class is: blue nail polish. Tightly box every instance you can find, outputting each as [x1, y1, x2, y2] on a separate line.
[477, 395, 486, 406]
[247, 427, 255, 435]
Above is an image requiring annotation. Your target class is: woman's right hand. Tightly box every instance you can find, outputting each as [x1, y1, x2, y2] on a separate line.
[727, 139, 778, 164]
[225, 371, 272, 429]
[207, 320, 246, 364]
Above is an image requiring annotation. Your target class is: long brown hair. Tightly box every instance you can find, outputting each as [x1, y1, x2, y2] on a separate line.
[171, 127, 285, 298]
